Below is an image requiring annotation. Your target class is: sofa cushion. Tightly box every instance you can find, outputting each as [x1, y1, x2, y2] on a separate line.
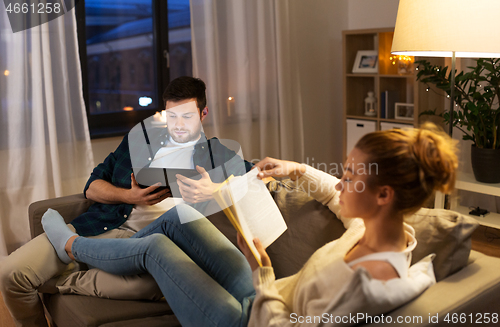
[406, 208, 479, 281]
[265, 179, 345, 278]
[42, 293, 174, 327]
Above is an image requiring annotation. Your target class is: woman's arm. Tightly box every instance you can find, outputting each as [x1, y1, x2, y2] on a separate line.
[254, 157, 339, 206]
[254, 158, 352, 228]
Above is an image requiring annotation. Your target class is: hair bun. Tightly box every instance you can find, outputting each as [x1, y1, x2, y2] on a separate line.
[410, 123, 458, 194]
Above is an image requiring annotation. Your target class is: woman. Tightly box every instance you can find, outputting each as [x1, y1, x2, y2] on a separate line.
[42, 124, 457, 326]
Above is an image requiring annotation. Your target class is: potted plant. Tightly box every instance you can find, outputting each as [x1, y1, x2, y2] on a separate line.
[416, 58, 500, 183]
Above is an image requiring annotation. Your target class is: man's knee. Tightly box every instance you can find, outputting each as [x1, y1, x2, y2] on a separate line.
[0, 234, 69, 295]
[0, 256, 36, 294]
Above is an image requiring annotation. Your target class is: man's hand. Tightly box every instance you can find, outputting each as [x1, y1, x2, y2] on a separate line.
[237, 233, 272, 272]
[125, 173, 172, 205]
[176, 166, 219, 203]
[253, 157, 306, 181]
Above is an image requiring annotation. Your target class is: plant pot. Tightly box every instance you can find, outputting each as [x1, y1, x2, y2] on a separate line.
[471, 145, 500, 183]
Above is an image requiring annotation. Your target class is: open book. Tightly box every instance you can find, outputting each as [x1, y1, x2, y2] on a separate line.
[212, 169, 287, 267]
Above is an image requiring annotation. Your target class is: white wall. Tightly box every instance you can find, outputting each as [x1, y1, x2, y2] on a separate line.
[91, 136, 122, 166]
[348, 0, 400, 30]
[291, 0, 348, 170]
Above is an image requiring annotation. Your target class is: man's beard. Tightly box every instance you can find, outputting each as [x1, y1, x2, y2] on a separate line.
[168, 124, 202, 143]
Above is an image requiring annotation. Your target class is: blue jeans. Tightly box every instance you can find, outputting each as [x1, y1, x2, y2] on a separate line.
[71, 204, 256, 327]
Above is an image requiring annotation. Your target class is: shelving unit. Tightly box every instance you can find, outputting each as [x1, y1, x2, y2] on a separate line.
[342, 28, 446, 160]
[435, 173, 500, 229]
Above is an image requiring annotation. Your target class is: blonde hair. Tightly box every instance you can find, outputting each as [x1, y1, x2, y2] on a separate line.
[355, 123, 458, 215]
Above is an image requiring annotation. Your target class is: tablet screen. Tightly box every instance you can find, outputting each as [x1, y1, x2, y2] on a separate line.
[133, 168, 201, 195]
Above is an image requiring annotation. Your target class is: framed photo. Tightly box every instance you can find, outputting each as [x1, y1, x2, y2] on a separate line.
[394, 102, 414, 120]
[352, 50, 378, 73]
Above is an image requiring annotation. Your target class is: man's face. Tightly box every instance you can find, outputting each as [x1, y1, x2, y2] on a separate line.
[165, 99, 204, 143]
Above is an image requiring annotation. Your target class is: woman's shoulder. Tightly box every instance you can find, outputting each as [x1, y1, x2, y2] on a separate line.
[350, 259, 400, 281]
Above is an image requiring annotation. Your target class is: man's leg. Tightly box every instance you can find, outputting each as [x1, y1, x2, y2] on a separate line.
[0, 226, 76, 327]
[54, 228, 163, 300]
[56, 269, 163, 300]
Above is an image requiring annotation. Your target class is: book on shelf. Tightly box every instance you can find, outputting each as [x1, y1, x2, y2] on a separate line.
[212, 169, 287, 267]
[380, 90, 400, 119]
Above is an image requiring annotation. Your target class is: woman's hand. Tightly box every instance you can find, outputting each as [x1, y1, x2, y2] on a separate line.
[253, 157, 306, 181]
[237, 233, 272, 272]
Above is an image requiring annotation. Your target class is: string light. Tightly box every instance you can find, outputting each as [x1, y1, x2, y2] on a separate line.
[387, 56, 413, 68]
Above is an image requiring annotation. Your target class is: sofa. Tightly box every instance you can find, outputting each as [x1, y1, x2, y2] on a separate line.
[28, 179, 500, 326]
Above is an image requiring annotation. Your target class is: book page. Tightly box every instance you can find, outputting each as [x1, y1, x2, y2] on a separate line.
[213, 176, 263, 265]
[228, 169, 287, 249]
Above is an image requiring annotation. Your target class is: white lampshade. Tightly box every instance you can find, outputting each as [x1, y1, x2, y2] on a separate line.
[392, 0, 500, 58]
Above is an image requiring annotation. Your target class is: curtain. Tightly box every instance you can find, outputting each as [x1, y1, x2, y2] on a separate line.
[190, 0, 305, 163]
[0, 8, 94, 259]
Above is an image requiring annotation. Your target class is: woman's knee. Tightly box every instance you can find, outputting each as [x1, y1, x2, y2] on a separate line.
[143, 234, 171, 253]
[156, 204, 205, 228]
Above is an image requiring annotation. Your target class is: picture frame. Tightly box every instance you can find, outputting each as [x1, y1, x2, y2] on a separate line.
[352, 50, 378, 73]
[394, 102, 414, 120]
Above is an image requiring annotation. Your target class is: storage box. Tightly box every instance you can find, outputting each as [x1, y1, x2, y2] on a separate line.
[380, 122, 413, 131]
[346, 119, 376, 155]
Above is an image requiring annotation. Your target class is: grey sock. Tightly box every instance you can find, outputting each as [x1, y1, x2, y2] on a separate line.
[41, 208, 77, 264]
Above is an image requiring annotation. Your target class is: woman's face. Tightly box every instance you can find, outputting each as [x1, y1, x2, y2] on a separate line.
[335, 148, 380, 219]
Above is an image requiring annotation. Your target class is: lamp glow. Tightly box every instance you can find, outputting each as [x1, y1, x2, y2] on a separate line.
[139, 96, 153, 107]
[392, 0, 500, 58]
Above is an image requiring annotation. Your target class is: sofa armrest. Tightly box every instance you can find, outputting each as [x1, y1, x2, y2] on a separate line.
[29, 194, 95, 239]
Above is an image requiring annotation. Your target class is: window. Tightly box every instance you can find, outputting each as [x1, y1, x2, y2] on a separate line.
[77, 0, 192, 138]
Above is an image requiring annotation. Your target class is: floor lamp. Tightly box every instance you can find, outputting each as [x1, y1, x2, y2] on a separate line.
[391, 0, 500, 137]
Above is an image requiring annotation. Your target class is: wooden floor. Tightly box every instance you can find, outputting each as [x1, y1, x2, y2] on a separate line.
[0, 291, 15, 327]
[0, 227, 498, 327]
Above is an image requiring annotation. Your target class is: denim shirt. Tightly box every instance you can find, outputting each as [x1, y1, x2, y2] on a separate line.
[73, 131, 253, 236]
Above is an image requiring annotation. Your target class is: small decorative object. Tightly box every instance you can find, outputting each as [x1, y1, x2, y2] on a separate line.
[352, 50, 378, 73]
[364, 91, 377, 116]
[394, 102, 414, 120]
[151, 111, 167, 126]
[388, 55, 414, 74]
[227, 96, 235, 116]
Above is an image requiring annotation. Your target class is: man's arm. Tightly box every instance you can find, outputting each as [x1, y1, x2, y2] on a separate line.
[86, 174, 171, 206]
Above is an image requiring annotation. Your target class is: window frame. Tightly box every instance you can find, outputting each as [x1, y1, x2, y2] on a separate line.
[76, 0, 171, 139]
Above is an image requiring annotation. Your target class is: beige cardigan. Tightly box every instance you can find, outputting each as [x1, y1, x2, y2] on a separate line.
[248, 165, 436, 327]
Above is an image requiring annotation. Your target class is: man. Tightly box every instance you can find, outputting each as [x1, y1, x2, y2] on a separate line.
[0, 76, 252, 327]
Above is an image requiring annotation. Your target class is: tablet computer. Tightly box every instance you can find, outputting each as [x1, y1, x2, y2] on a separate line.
[133, 167, 201, 195]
